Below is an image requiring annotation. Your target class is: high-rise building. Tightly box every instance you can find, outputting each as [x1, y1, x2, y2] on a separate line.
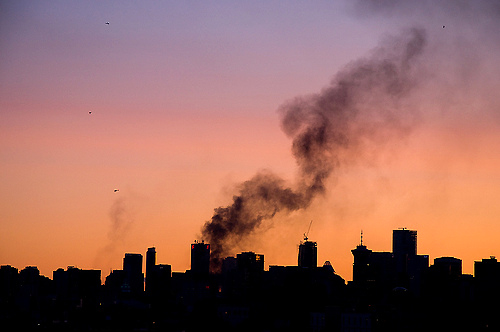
[474, 256, 500, 306]
[350, 236, 395, 289]
[123, 253, 143, 294]
[351, 231, 372, 284]
[298, 240, 317, 268]
[392, 228, 417, 280]
[351, 229, 427, 295]
[393, 228, 417, 257]
[191, 241, 210, 276]
[145, 247, 172, 298]
[392, 229, 428, 293]
[146, 247, 156, 294]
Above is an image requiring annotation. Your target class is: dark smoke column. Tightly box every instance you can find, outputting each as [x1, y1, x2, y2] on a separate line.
[202, 28, 427, 273]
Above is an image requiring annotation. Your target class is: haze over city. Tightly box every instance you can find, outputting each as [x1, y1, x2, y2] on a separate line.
[2, 0, 500, 283]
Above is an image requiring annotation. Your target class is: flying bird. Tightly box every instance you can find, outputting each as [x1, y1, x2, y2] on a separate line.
[105, 22, 110, 25]
[442, 25, 445, 28]
[89, 111, 92, 114]
[114, 189, 119, 192]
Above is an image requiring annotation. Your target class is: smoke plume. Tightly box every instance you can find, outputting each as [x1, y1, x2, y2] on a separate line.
[202, 27, 427, 272]
[94, 196, 135, 269]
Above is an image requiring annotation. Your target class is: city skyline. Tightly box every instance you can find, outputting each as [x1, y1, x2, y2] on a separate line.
[2, 1, 500, 283]
[0, 227, 494, 284]
[4, 227, 499, 330]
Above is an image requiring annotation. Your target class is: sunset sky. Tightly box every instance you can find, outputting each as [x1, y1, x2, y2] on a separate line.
[2, 1, 500, 282]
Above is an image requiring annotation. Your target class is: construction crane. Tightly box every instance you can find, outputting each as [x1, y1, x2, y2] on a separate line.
[303, 220, 313, 241]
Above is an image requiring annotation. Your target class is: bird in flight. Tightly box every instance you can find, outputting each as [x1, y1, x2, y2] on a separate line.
[105, 22, 110, 25]
[114, 189, 119, 192]
[89, 111, 92, 114]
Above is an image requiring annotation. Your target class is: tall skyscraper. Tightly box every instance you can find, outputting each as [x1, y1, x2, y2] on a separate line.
[123, 253, 143, 294]
[191, 241, 210, 276]
[392, 229, 428, 293]
[146, 247, 156, 294]
[393, 228, 417, 257]
[298, 240, 317, 268]
[393, 228, 417, 278]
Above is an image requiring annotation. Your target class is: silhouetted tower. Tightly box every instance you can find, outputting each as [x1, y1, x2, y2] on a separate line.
[298, 241, 317, 268]
[191, 241, 210, 276]
[393, 228, 416, 277]
[351, 230, 372, 284]
[298, 221, 317, 268]
[392, 228, 428, 292]
[236, 252, 265, 299]
[123, 253, 143, 294]
[146, 247, 156, 294]
[393, 228, 417, 257]
[474, 256, 500, 309]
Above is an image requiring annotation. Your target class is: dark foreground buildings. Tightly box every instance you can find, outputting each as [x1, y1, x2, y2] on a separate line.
[1, 228, 499, 331]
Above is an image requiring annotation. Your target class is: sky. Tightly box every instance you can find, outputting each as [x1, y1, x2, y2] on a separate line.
[1, 1, 500, 282]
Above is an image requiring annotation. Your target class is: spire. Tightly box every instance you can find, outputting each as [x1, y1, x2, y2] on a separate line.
[354, 229, 367, 251]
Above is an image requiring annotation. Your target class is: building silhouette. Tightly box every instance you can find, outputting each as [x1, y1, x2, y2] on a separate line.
[237, 251, 264, 273]
[0, 265, 19, 305]
[190, 240, 210, 276]
[351, 231, 372, 285]
[298, 240, 318, 268]
[144, 246, 172, 302]
[423, 256, 464, 301]
[474, 256, 500, 329]
[351, 232, 396, 287]
[104, 269, 126, 294]
[264, 237, 345, 331]
[53, 266, 101, 305]
[393, 228, 416, 280]
[392, 228, 428, 293]
[433, 257, 462, 279]
[393, 228, 417, 256]
[123, 253, 143, 295]
[350, 228, 429, 307]
[2, 228, 500, 331]
[145, 247, 156, 294]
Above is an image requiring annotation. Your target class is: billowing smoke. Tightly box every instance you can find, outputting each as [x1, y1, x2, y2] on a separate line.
[202, 27, 427, 272]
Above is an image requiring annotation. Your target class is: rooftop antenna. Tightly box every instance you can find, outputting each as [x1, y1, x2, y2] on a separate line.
[303, 220, 313, 241]
[360, 230, 363, 246]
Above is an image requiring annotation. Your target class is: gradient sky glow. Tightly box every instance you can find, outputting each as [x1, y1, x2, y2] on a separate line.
[2, 1, 500, 282]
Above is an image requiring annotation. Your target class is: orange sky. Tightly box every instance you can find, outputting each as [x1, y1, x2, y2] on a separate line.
[1, 1, 500, 282]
